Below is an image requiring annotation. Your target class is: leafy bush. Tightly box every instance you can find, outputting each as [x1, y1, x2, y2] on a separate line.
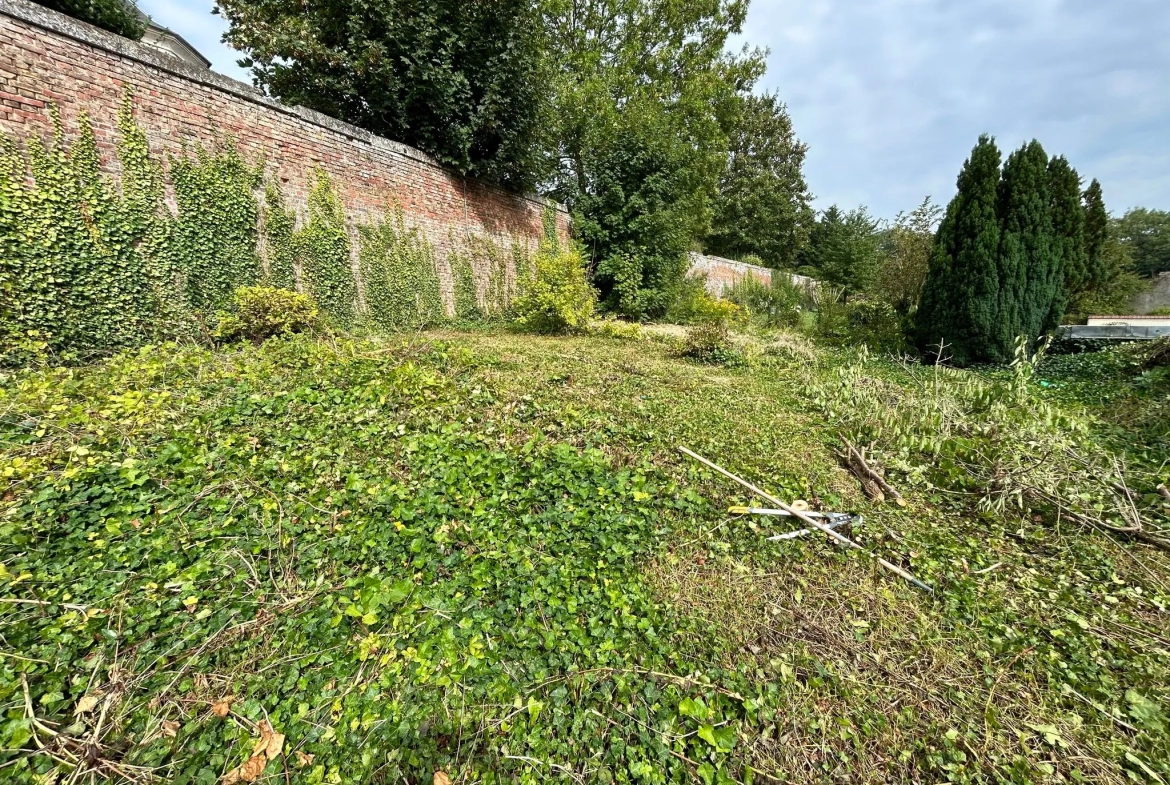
[589, 318, 643, 340]
[813, 289, 905, 353]
[511, 242, 595, 334]
[842, 299, 906, 354]
[680, 296, 747, 363]
[37, 0, 147, 39]
[663, 275, 711, 324]
[214, 286, 319, 343]
[681, 321, 735, 363]
[726, 273, 805, 328]
[664, 277, 750, 328]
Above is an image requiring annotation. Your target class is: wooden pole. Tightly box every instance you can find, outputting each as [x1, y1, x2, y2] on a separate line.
[680, 447, 933, 594]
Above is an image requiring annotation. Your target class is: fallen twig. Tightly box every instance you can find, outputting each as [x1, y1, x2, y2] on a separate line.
[680, 447, 933, 593]
[841, 435, 907, 506]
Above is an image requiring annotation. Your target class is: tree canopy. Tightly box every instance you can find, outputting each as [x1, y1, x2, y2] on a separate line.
[915, 135, 1003, 364]
[705, 93, 813, 269]
[36, 0, 145, 39]
[1116, 208, 1170, 278]
[800, 206, 881, 298]
[542, 0, 764, 317]
[875, 197, 943, 313]
[217, 0, 550, 189]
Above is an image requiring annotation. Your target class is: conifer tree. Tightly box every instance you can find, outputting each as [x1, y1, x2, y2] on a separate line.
[1046, 155, 1086, 326]
[1082, 179, 1110, 291]
[995, 140, 1059, 358]
[914, 135, 1002, 364]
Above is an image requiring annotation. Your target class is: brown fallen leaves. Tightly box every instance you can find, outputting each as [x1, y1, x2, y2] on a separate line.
[434, 772, 451, 785]
[221, 719, 285, 784]
[211, 697, 234, 718]
[74, 694, 102, 715]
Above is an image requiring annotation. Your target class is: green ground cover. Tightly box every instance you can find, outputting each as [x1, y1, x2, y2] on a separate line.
[1, 330, 1167, 784]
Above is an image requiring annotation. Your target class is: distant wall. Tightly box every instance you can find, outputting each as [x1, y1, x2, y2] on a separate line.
[1131, 272, 1170, 315]
[687, 252, 816, 297]
[0, 0, 568, 310]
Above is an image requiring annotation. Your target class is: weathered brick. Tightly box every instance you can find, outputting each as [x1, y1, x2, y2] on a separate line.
[0, 0, 571, 309]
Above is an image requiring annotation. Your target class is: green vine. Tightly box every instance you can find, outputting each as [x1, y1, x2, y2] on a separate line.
[262, 183, 298, 291]
[450, 240, 480, 322]
[168, 142, 263, 311]
[297, 169, 355, 326]
[0, 105, 152, 358]
[359, 209, 443, 330]
[0, 90, 542, 361]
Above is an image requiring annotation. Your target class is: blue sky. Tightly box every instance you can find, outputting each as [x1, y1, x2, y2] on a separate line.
[140, 0, 1170, 221]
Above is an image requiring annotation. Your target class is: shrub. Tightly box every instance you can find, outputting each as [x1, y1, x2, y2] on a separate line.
[681, 321, 733, 363]
[38, 0, 147, 39]
[727, 274, 804, 328]
[214, 286, 319, 343]
[842, 299, 906, 354]
[512, 242, 595, 334]
[664, 275, 712, 324]
[589, 318, 643, 340]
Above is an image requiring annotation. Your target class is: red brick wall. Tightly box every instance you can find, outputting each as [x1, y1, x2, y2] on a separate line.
[0, 0, 570, 310]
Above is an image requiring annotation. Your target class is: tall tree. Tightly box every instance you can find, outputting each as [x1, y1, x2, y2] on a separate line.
[1081, 179, 1110, 291]
[875, 196, 943, 313]
[801, 206, 881, 298]
[1115, 208, 1170, 278]
[36, 0, 146, 38]
[542, 0, 764, 317]
[218, 0, 550, 188]
[915, 135, 1002, 364]
[705, 93, 813, 269]
[1046, 155, 1086, 325]
[995, 140, 1060, 355]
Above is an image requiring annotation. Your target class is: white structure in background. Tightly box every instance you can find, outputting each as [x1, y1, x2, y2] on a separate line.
[135, 9, 210, 68]
[1086, 315, 1170, 328]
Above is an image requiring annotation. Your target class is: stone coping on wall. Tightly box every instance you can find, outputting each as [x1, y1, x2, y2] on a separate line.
[0, 0, 566, 217]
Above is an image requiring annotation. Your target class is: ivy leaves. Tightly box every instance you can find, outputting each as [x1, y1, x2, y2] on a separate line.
[0, 90, 261, 361]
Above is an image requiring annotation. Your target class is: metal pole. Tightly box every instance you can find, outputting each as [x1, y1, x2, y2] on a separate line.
[680, 447, 933, 594]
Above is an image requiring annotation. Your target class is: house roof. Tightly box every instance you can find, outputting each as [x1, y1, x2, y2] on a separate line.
[135, 9, 211, 69]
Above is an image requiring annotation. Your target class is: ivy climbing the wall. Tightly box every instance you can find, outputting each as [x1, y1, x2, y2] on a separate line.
[297, 170, 356, 326]
[449, 242, 480, 322]
[168, 143, 263, 310]
[359, 210, 444, 330]
[1, 107, 152, 358]
[0, 91, 544, 362]
[262, 183, 298, 291]
[0, 91, 269, 361]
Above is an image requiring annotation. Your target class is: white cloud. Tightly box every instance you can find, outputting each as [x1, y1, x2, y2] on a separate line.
[744, 0, 1170, 218]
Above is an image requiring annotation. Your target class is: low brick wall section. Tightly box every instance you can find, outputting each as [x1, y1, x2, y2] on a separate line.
[687, 252, 816, 297]
[0, 0, 568, 309]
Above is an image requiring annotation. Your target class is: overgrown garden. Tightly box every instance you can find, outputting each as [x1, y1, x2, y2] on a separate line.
[3, 1, 1170, 783]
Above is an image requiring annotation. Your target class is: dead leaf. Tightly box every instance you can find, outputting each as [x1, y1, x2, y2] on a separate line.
[222, 753, 267, 784]
[250, 719, 285, 760]
[211, 697, 234, 718]
[74, 694, 102, 715]
[295, 751, 314, 768]
[434, 772, 451, 785]
[161, 720, 180, 738]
